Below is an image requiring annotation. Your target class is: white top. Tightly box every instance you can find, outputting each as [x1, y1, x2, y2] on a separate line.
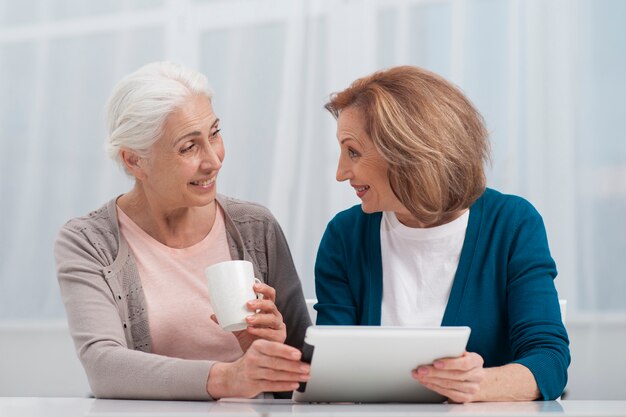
[380, 210, 469, 327]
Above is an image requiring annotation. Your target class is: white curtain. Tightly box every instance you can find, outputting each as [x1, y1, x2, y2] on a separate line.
[1, 0, 624, 320]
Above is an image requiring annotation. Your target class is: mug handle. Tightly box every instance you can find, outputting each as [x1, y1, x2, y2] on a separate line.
[252, 278, 264, 314]
[253, 278, 264, 299]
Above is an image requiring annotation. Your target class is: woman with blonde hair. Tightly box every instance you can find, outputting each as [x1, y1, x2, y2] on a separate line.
[315, 66, 569, 402]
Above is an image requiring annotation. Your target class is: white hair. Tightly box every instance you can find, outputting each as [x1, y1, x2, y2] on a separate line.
[104, 61, 213, 171]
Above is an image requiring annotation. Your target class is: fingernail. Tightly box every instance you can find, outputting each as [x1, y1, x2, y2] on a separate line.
[300, 364, 310, 372]
[300, 374, 310, 381]
[291, 351, 301, 359]
[434, 361, 443, 368]
[418, 367, 429, 375]
[291, 383, 300, 389]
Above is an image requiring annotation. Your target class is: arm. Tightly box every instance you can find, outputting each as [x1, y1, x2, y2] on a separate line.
[415, 201, 569, 402]
[314, 218, 358, 325]
[414, 353, 539, 402]
[58, 223, 309, 400]
[55, 224, 213, 400]
[265, 218, 312, 348]
[506, 201, 570, 399]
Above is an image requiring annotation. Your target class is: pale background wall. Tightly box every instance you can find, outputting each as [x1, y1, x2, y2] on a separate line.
[1, 0, 625, 398]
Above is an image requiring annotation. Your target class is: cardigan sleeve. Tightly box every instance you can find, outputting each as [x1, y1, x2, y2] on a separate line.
[506, 201, 570, 400]
[265, 217, 312, 350]
[55, 223, 214, 400]
[314, 215, 359, 325]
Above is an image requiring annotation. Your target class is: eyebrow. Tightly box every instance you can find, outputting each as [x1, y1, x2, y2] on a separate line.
[340, 137, 357, 145]
[173, 118, 220, 145]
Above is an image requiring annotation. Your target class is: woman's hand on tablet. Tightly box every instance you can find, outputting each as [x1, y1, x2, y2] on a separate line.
[412, 351, 486, 403]
[207, 339, 310, 399]
[412, 352, 541, 402]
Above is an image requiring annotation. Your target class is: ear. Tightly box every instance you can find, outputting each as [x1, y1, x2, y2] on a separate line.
[120, 148, 146, 180]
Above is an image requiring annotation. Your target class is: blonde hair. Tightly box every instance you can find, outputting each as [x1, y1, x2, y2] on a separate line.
[325, 66, 490, 225]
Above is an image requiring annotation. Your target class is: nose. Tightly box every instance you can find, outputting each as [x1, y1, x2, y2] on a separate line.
[200, 143, 222, 172]
[336, 156, 350, 182]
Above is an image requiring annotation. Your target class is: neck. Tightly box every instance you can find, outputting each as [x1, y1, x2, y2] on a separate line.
[395, 208, 468, 229]
[117, 182, 217, 248]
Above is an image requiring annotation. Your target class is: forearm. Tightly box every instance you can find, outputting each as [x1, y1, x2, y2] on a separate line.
[268, 223, 311, 347]
[84, 344, 213, 400]
[477, 363, 540, 402]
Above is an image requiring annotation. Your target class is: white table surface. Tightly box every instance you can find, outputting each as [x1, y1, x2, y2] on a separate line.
[1, 398, 626, 417]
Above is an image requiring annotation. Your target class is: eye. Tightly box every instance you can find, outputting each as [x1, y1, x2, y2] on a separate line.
[180, 143, 195, 153]
[347, 147, 360, 159]
[211, 128, 221, 138]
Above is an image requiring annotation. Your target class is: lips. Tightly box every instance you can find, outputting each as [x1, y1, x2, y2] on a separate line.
[352, 184, 370, 198]
[190, 177, 215, 187]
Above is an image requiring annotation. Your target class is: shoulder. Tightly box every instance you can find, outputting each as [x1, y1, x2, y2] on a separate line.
[55, 199, 120, 255]
[217, 194, 280, 229]
[474, 188, 546, 242]
[478, 188, 541, 219]
[57, 200, 118, 240]
[54, 199, 120, 265]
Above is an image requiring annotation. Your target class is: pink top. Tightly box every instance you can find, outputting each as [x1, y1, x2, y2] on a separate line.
[117, 205, 243, 362]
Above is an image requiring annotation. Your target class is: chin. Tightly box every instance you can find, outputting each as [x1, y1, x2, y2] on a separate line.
[190, 193, 217, 208]
[360, 204, 380, 214]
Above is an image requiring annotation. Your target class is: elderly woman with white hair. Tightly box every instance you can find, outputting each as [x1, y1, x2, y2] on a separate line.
[54, 62, 311, 400]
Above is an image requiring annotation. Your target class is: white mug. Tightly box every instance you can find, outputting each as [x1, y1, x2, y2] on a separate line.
[205, 260, 262, 332]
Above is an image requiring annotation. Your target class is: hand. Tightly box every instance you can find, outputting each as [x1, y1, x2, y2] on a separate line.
[207, 339, 310, 399]
[234, 281, 288, 351]
[412, 351, 486, 403]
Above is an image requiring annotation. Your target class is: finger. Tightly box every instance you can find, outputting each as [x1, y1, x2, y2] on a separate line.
[414, 366, 484, 382]
[419, 374, 480, 393]
[246, 312, 285, 329]
[419, 378, 478, 403]
[253, 283, 276, 302]
[248, 342, 309, 375]
[246, 326, 285, 342]
[250, 339, 303, 362]
[246, 352, 309, 377]
[433, 351, 483, 371]
[251, 366, 310, 383]
[258, 381, 301, 393]
[247, 299, 280, 315]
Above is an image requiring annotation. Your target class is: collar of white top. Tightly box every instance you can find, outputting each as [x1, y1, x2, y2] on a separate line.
[381, 209, 470, 240]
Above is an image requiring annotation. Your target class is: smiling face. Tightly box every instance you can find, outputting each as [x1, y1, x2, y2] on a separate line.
[335, 106, 405, 214]
[135, 94, 224, 211]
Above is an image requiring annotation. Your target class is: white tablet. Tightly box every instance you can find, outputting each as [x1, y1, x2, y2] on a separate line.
[292, 325, 471, 403]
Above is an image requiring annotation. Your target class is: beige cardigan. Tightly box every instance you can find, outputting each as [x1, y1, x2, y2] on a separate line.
[54, 194, 311, 400]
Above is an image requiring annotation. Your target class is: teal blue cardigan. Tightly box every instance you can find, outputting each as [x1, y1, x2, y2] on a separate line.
[314, 188, 570, 400]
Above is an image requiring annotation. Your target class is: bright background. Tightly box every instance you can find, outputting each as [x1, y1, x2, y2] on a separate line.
[1, 0, 625, 399]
